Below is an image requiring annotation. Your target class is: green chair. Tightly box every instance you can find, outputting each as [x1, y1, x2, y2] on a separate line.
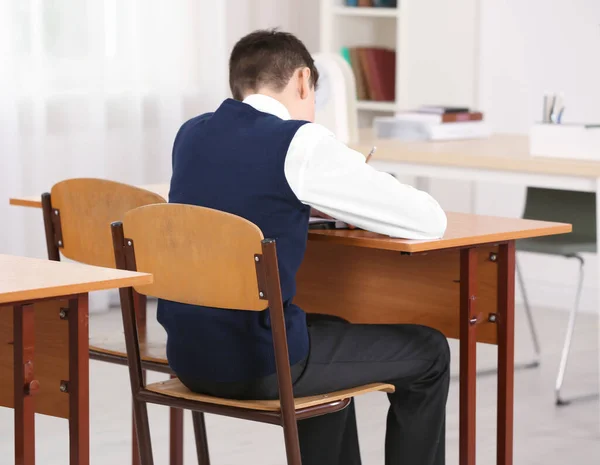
[517, 187, 597, 405]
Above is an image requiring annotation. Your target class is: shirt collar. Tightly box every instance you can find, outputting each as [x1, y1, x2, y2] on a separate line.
[242, 94, 291, 121]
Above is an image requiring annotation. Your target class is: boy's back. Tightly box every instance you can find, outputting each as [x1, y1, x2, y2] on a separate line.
[159, 98, 311, 383]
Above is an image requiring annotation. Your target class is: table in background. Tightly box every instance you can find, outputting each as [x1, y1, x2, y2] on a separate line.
[0, 254, 151, 465]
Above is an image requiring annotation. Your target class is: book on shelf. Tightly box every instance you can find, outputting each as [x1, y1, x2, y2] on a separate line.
[417, 106, 471, 115]
[373, 48, 395, 101]
[395, 111, 484, 124]
[340, 47, 351, 66]
[349, 48, 369, 100]
[346, 47, 396, 103]
[346, 0, 398, 6]
[426, 121, 490, 140]
[374, 116, 491, 141]
[372, 0, 398, 6]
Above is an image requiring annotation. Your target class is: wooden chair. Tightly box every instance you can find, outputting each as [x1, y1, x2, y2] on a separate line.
[111, 203, 394, 465]
[517, 187, 598, 405]
[41, 178, 201, 465]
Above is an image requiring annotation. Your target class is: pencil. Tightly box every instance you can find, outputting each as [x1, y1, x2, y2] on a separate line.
[365, 146, 377, 164]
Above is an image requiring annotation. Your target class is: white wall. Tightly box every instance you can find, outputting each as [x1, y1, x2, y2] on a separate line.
[474, 0, 600, 313]
[225, 0, 320, 66]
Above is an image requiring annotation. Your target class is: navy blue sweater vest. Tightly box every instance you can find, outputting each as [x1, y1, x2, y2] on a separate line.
[157, 99, 311, 382]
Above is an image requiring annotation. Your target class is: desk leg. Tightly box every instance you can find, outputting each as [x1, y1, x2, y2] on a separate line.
[68, 294, 90, 465]
[497, 242, 515, 465]
[132, 292, 147, 465]
[460, 248, 477, 465]
[13, 304, 36, 465]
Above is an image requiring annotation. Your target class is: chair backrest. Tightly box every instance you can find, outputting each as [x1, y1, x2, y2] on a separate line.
[522, 187, 596, 240]
[313, 52, 359, 144]
[46, 178, 166, 268]
[112, 205, 298, 426]
[119, 203, 269, 310]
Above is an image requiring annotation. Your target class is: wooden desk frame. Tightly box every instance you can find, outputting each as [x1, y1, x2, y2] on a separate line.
[460, 241, 514, 465]
[9, 293, 89, 465]
[295, 238, 517, 465]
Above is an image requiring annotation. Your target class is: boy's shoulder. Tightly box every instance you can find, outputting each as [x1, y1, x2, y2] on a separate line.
[182, 112, 214, 129]
[175, 112, 214, 142]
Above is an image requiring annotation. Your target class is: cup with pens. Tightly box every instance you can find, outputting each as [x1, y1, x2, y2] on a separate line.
[543, 94, 565, 124]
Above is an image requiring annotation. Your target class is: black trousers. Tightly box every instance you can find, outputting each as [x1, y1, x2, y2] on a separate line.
[179, 315, 450, 465]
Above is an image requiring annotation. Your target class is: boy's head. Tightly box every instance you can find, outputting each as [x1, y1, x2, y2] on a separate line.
[229, 29, 319, 122]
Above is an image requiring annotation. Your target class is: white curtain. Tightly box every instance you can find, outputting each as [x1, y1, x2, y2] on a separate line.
[0, 0, 227, 260]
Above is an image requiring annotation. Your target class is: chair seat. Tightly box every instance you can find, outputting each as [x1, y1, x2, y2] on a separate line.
[89, 333, 168, 364]
[146, 378, 395, 412]
[517, 235, 596, 256]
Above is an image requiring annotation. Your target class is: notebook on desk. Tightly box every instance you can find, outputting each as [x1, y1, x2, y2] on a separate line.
[309, 217, 351, 230]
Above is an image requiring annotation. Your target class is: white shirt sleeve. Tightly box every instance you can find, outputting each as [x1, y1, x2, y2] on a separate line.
[284, 123, 447, 239]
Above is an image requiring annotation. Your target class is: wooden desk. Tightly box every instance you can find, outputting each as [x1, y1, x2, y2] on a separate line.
[9, 187, 571, 465]
[0, 254, 151, 465]
[351, 130, 600, 179]
[296, 214, 570, 465]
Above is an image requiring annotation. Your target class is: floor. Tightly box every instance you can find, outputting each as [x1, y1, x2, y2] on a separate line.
[0, 303, 598, 465]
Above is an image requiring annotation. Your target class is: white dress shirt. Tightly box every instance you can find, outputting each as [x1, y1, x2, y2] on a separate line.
[243, 94, 447, 239]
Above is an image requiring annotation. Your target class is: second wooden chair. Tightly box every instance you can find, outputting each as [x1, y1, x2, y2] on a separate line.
[41, 178, 204, 465]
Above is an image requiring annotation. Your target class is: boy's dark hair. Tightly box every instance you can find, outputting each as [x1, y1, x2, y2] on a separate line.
[229, 29, 319, 101]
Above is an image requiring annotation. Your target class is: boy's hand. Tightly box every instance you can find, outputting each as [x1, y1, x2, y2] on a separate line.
[310, 208, 334, 220]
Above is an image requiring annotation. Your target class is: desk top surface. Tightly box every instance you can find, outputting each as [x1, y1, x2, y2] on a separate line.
[0, 254, 152, 305]
[309, 212, 570, 253]
[351, 130, 600, 178]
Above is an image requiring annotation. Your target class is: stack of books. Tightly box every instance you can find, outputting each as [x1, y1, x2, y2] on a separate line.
[374, 106, 491, 141]
[342, 47, 396, 102]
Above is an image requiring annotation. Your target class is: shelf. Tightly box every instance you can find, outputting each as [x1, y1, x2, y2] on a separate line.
[356, 100, 397, 112]
[333, 6, 399, 18]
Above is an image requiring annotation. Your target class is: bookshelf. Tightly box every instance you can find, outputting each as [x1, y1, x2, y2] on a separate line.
[319, 0, 479, 118]
[320, 1, 406, 116]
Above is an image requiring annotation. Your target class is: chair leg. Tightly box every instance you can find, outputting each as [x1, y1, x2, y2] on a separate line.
[169, 407, 184, 465]
[555, 254, 585, 406]
[516, 258, 542, 364]
[132, 407, 141, 465]
[132, 397, 155, 465]
[281, 419, 303, 465]
[192, 411, 211, 465]
[132, 368, 147, 465]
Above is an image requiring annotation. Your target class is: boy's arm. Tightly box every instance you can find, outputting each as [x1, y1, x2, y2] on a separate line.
[285, 123, 447, 239]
